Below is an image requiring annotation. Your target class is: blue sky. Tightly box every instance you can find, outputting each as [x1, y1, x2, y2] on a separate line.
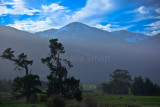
[0, 0, 160, 35]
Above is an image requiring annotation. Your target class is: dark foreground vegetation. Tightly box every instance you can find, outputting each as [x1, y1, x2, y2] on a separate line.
[0, 92, 160, 107]
[0, 39, 160, 107]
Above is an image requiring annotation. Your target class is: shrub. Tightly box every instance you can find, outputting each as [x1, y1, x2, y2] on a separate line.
[46, 95, 66, 107]
[128, 105, 142, 107]
[39, 94, 47, 102]
[73, 89, 83, 101]
[29, 94, 38, 103]
[85, 97, 97, 107]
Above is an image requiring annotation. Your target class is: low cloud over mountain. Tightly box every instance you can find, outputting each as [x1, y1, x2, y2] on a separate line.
[0, 22, 160, 83]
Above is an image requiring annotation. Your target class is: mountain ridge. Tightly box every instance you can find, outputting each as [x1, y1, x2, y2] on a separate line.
[35, 22, 150, 43]
[0, 22, 151, 43]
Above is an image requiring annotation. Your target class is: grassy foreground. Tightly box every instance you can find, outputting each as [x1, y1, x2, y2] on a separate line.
[0, 104, 45, 107]
[95, 95, 160, 106]
[0, 92, 160, 107]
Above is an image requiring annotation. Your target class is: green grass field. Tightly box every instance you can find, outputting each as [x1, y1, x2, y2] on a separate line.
[82, 92, 160, 107]
[0, 104, 45, 107]
[95, 95, 160, 106]
[0, 92, 160, 107]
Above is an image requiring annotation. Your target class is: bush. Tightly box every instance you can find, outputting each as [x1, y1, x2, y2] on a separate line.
[39, 94, 47, 102]
[29, 94, 38, 103]
[128, 105, 142, 107]
[85, 97, 97, 107]
[73, 89, 83, 101]
[46, 95, 66, 107]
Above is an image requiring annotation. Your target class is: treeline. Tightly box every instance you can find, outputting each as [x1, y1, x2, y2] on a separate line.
[131, 76, 160, 96]
[102, 69, 160, 96]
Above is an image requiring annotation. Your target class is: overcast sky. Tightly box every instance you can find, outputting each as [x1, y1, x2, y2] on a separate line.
[0, 0, 160, 35]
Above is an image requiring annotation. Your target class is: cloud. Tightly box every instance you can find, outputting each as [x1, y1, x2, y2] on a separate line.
[6, 0, 131, 33]
[155, 8, 160, 14]
[71, 0, 113, 22]
[94, 24, 133, 32]
[5, 0, 113, 32]
[128, 6, 149, 14]
[129, 16, 154, 23]
[5, 0, 157, 35]
[0, 0, 40, 16]
[42, 3, 66, 13]
[151, 30, 160, 35]
[5, 2, 71, 32]
[145, 21, 160, 30]
[8, 18, 56, 32]
[40, 3, 71, 25]
[145, 21, 160, 35]
[156, 16, 160, 19]
[136, 6, 149, 14]
[126, 6, 155, 23]
[6, 2, 70, 32]
[4, 0, 115, 32]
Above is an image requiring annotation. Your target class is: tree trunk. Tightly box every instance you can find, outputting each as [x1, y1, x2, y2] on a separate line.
[25, 66, 29, 76]
[56, 54, 61, 67]
[26, 95, 30, 103]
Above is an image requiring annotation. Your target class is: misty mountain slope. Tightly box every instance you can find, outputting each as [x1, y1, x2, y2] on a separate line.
[36, 22, 149, 43]
[0, 25, 50, 79]
[0, 25, 34, 39]
[0, 24, 160, 83]
[110, 30, 150, 42]
[61, 38, 160, 83]
[35, 28, 58, 37]
[139, 33, 160, 51]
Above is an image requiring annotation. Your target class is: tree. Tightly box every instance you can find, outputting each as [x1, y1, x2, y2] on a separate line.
[1, 48, 33, 75]
[102, 82, 115, 94]
[102, 69, 132, 94]
[12, 74, 41, 101]
[41, 39, 82, 100]
[131, 76, 160, 96]
[63, 77, 82, 100]
[131, 76, 144, 95]
[1, 48, 41, 102]
[153, 83, 160, 96]
[144, 77, 154, 96]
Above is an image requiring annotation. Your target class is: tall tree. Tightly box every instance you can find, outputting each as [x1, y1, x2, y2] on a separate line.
[153, 84, 160, 96]
[144, 77, 154, 96]
[102, 69, 132, 94]
[131, 76, 160, 96]
[41, 39, 82, 100]
[1, 48, 41, 102]
[131, 76, 144, 95]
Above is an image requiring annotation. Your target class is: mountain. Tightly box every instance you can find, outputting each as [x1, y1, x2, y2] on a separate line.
[35, 22, 110, 39]
[36, 22, 149, 43]
[110, 30, 150, 42]
[139, 33, 160, 50]
[35, 28, 57, 37]
[0, 24, 160, 83]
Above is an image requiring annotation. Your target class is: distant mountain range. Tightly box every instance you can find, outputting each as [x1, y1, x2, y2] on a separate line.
[0, 22, 160, 83]
[35, 22, 150, 43]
